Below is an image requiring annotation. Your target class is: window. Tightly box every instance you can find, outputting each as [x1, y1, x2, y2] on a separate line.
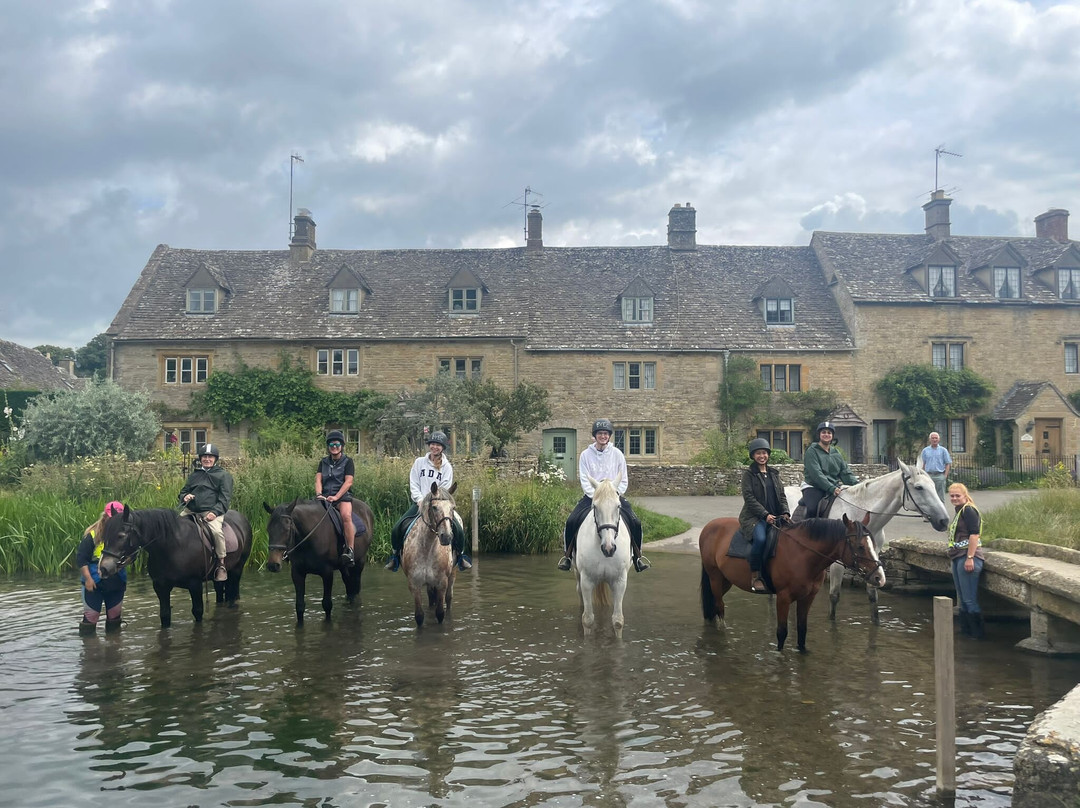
[993, 267, 1021, 299]
[760, 364, 801, 392]
[928, 265, 956, 298]
[316, 348, 359, 376]
[164, 355, 209, 385]
[186, 289, 216, 313]
[173, 428, 207, 455]
[935, 419, 966, 453]
[450, 288, 479, 313]
[932, 342, 964, 371]
[1066, 343, 1078, 374]
[438, 357, 482, 379]
[756, 430, 804, 461]
[552, 436, 567, 454]
[622, 297, 654, 323]
[613, 426, 658, 457]
[1058, 269, 1080, 300]
[613, 361, 656, 390]
[330, 288, 359, 313]
[765, 298, 794, 324]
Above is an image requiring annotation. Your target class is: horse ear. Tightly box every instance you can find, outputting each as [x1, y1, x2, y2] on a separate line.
[448, 482, 457, 495]
[588, 474, 600, 489]
[861, 512, 871, 526]
[842, 514, 852, 527]
[898, 458, 911, 474]
[430, 481, 439, 496]
[263, 502, 274, 514]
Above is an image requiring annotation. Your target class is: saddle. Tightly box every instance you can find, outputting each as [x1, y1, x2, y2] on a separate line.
[322, 500, 367, 550]
[189, 515, 241, 555]
[727, 523, 783, 594]
[792, 491, 836, 522]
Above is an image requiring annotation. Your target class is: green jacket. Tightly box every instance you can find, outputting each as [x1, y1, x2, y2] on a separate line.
[802, 442, 858, 493]
[178, 464, 234, 517]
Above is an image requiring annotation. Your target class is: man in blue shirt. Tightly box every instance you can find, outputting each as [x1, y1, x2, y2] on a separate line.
[919, 432, 952, 504]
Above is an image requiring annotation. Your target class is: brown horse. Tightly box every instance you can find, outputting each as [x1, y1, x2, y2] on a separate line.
[699, 514, 884, 652]
[401, 481, 459, 627]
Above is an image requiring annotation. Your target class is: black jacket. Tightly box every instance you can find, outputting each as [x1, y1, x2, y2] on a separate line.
[738, 464, 789, 537]
[178, 463, 234, 516]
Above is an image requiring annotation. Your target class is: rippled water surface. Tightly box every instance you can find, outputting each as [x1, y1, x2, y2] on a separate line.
[2, 552, 1078, 807]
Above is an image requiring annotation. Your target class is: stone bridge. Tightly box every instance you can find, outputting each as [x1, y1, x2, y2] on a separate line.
[882, 538, 1080, 655]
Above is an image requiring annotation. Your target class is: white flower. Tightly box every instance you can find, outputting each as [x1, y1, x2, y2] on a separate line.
[2, 407, 11, 419]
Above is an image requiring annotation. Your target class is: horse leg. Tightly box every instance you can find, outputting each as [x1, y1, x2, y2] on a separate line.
[435, 585, 447, 624]
[828, 562, 843, 620]
[321, 573, 334, 621]
[796, 594, 817, 653]
[579, 576, 597, 636]
[775, 592, 793, 651]
[867, 583, 880, 624]
[344, 564, 360, 605]
[154, 580, 173, 629]
[292, 567, 306, 625]
[413, 585, 426, 627]
[610, 575, 628, 638]
[189, 584, 204, 623]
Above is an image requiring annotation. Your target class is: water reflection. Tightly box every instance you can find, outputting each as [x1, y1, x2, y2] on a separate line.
[0, 554, 1077, 807]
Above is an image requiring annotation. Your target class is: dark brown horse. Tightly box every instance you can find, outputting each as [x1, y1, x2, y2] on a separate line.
[98, 506, 253, 628]
[263, 498, 375, 624]
[699, 514, 884, 652]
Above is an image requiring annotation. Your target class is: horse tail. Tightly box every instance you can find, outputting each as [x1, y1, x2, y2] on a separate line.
[700, 564, 717, 621]
[592, 580, 612, 609]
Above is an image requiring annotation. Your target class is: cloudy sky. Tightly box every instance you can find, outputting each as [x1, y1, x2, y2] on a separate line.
[3, 0, 1079, 350]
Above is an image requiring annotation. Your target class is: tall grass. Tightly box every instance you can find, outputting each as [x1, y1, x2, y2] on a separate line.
[981, 488, 1080, 549]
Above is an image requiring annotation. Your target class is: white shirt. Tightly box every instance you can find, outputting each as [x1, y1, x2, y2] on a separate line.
[409, 454, 454, 503]
[578, 442, 629, 497]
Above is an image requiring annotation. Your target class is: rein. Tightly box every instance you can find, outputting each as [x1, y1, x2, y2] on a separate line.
[269, 503, 331, 560]
[778, 521, 883, 579]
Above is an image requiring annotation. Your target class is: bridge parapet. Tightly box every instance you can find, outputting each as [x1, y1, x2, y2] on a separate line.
[883, 538, 1080, 656]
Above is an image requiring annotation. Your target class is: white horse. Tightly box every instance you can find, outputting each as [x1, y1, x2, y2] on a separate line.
[785, 459, 950, 621]
[574, 475, 632, 637]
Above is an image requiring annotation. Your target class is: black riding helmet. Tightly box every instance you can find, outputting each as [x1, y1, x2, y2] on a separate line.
[428, 430, 449, 449]
[816, 421, 835, 440]
[592, 418, 615, 436]
[326, 429, 346, 446]
[198, 443, 219, 459]
[747, 437, 771, 457]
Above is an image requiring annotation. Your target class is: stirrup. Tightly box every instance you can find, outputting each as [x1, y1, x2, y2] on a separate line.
[214, 563, 228, 583]
[557, 555, 572, 571]
[750, 576, 768, 594]
[633, 555, 651, 572]
[456, 554, 473, 571]
[341, 546, 355, 566]
[384, 554, 400, 572]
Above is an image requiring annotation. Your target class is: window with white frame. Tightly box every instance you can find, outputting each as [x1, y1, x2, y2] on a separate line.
[438, 357, 482, 379]
[765, 297, 794, 324]
[186, 289, 216, 313]
[330, 288, 359, 313]
[760, 364, 801, 392]
[935, 419, 966, 453]
[993, 267, 1021, 299]
[1058, 269, 1080, 300]
[164, 355, 209, 385]
[450, 288, 480, 313]
[928, 265, 956, 298]
[613, 361, 656, 390]
[613, 426, 658, 457]
[1066, 343, 1078, 374]
[316, 348, 359, 376]
[621, 297, 653, 323]
[932, 342, 964, 370]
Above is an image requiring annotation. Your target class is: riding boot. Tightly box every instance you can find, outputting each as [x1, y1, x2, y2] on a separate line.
[456, 553, 473, 571]
[750, 572, 768, 594]
[633, 553, 651, 572]
[557, 554, 572, 571]
[341, 545, 355, 566]
[79, 618, 97, 636]
[214, 559, 228, 583]
[957, 609, 972, 636]
[384, 553, 400, 572]
[969, 612, 985, 639]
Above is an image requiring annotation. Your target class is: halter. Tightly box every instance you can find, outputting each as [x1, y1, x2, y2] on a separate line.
[268, 503, 331, 560]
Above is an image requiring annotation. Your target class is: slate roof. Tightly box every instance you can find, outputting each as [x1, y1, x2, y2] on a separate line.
[812, 232, 1078, 304]
[991, 381, 1079, 420]
[108, 243, 854, 353]
[0, 340, 77, 392]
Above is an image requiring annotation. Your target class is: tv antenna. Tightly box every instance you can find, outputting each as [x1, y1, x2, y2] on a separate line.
[933, 145, 962, 193]
[504, 186, 546, 244]
[289, 153, 304, 239]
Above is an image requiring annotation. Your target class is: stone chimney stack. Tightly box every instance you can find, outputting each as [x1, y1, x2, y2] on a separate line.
[1035, 209, 1069, 242]
[58, 358, 76, 377]
[667, 202, 697, 250]
[290, 208, 317, 262]
[526, 205, 543, 250]
[923, 190, 951, 240]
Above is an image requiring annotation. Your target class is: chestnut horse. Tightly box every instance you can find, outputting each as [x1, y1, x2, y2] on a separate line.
[699, 514, 884, 652]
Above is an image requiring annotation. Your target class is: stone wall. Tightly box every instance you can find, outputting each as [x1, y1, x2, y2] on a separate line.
[627, 462, 888, 496]
[1013, 684, 1080, 807]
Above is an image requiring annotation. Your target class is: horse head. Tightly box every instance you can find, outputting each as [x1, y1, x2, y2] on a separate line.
[423, 481, 456, 546]
[588, 473, 623, 558]
[98, 505, 138, 579]
[841, 513, 886, 588]
[264, 500, 298, 572]
[898, 459, 951, 531]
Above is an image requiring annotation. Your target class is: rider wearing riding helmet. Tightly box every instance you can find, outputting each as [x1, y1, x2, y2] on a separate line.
[739, 437, 790, 593]
[557, 418, 650, 573]
[800, 421, 857, 519]
[316, 430, 356, 566]
[385, 430, 471, 573]
[178, 443, 234, 582]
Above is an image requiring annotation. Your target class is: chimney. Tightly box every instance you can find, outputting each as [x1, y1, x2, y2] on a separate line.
[923, 190, 951, 240]
[58, 358, 76, 377]
[526, 205, 543, 250]
[290, 208, 317, 262]
[667, 202, 697, 250]
[1035, 208, 1069, 242]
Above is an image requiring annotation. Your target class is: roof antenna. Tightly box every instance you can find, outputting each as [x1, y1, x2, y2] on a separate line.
[504, 186, 546, 244]
[289, 153, 304, 239]
[933, 145, 962, 194]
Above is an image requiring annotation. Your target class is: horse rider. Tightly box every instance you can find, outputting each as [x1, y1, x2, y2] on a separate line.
[315, 430, 356, 566]
[385, 430, 471, 573]
[178, 443, 234, 582]
[739, 437, 790, 593]
[800, 421, 857, 519]
[557, 418, 650, 572]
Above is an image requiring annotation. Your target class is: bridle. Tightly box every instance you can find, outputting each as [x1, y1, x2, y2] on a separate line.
[268, 503, 331, 560]
[99, 518, 149, 569]
[831, 469, 940, 522]
[592, 500, 622, 543]
[420, 495, 455, 536]
[780, 519, 884, 580]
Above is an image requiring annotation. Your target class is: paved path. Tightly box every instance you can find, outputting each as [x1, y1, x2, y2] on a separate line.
[639, 489, 1039, 554]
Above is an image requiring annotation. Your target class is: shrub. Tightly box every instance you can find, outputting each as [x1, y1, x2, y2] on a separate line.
[1037, 461, 1074, 489]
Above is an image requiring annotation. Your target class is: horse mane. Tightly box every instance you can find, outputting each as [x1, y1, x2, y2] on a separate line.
[800, 517, 852, 544]
[592, 478, 620, 506]
[132, 507, 186, 539]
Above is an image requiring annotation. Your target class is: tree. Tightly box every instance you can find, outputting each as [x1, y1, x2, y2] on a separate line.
[719, 355, 767, 433]
[75, 333, 109, 378]
[20, 379, 161, 462]
[875, 365, 994, 456]
[34, 345, 76, 365]
[463, 378, 551, 457]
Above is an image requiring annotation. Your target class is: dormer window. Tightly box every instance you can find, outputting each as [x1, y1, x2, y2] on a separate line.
[993, 267, 1021, 299]
[1058, 269, 1080, 300]
[331, 288, 359, 313]
[929, 265, 956, 298]
[765, 297, 794, 324]
[187, 289, 216, 313]
[451, 288, 480, 313]
[622, 297, 653, 323]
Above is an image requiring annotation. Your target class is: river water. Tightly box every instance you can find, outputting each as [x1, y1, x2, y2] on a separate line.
[2, 552, 1077, 808]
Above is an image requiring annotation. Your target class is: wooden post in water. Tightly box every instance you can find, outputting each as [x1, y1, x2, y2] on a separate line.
[471, 487, 481, 557]
[934, 595, 956, 797]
